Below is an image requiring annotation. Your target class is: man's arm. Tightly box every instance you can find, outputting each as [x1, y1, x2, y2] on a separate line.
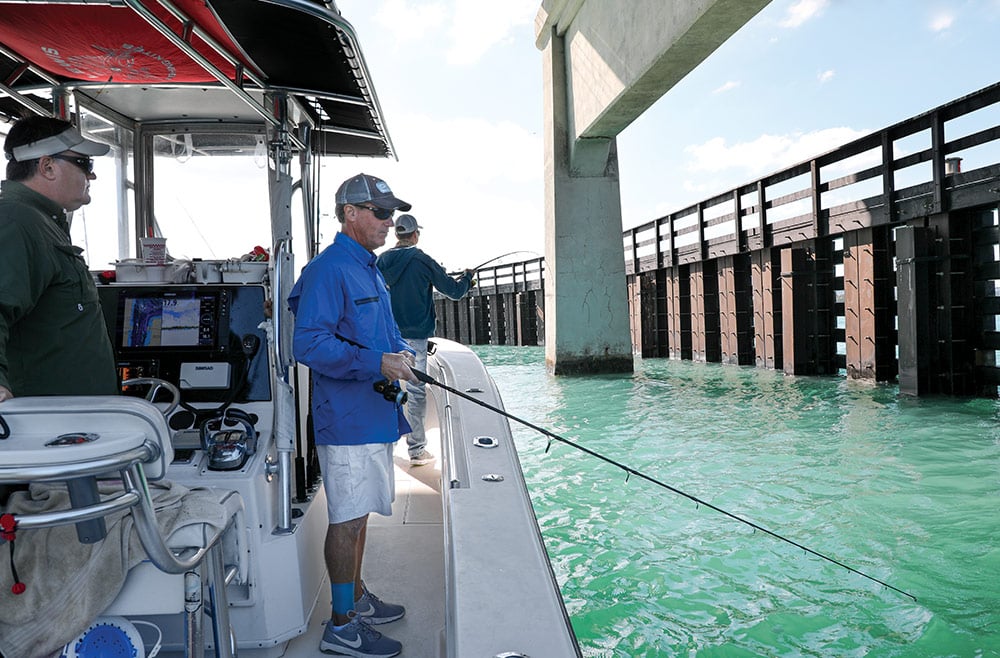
[0, 213, 48, 398]
[421, 253, 473, 300]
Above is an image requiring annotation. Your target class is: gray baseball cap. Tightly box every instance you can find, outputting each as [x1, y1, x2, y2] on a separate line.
[335, 173, 411, 211]
[6, 123, 110, 162]
[395, 214, 422, 235]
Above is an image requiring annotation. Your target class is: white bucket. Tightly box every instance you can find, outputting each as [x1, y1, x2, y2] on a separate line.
[140, 237, 167, 264]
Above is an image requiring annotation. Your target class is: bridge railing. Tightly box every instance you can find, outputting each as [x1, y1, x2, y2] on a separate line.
[435, 257, 546, 346]
[624, 81, 1000, 273]
[449, 257, 546, 296]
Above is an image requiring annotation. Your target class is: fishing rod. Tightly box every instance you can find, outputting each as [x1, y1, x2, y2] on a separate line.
[469, 250, 541, 272]
[411, 368, 917, 602]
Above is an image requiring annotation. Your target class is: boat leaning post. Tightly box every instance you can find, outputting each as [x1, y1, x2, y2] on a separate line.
[0, 394, 246, 658]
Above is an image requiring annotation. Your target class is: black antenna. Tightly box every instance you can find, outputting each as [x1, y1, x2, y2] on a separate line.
[412, 368, 916, 602]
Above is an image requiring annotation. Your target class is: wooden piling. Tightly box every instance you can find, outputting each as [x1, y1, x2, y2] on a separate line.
[719, 254, 754, 365]
[751, 249, 783, 370]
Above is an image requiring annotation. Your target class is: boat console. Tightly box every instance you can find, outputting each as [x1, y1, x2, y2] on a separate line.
[98, 284, 271, 474]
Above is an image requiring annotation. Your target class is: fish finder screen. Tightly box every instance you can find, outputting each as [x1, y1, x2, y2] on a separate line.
[120, 292, 221, 348]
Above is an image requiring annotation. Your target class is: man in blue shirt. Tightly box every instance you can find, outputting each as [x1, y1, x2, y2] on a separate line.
[288, 173, 416, 658]
[377, 214, 474, 466]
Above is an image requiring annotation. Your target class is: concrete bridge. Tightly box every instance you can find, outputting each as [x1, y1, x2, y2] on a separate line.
[534, 0, 771, 374]
[434, 81, 1000, 398]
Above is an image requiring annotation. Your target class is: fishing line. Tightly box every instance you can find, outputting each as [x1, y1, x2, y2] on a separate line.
[411, 368, 917, 602]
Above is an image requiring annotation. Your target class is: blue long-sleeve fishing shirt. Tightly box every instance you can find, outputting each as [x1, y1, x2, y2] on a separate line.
[288, 233, 412, 445]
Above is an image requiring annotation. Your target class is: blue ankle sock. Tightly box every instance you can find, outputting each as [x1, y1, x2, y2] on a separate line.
[331, 582, 354, 618]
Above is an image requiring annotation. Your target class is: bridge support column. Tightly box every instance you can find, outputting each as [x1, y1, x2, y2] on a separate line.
[628, 274, 642, 354]
[468, 297, 489, 345]
[540, 29, 633, 375]
[488, 294, 506, 345]
[631, 270, 669, 357]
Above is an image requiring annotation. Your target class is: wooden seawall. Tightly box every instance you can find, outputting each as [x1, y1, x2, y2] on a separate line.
[435, 83, 1000, 397]
[434, 258, 546, 347]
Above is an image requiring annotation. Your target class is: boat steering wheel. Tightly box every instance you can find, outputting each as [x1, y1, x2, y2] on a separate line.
[121, 377, 181, 417]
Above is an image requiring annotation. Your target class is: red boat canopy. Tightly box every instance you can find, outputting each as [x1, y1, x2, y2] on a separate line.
[0, 0, 259, 84]
[0, 0, 393, 158]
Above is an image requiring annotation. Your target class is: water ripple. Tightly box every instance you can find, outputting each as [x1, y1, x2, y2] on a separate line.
[478, 346, 1000, 657]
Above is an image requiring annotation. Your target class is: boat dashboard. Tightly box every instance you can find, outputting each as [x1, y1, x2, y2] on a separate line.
[97, 282, 273, 477]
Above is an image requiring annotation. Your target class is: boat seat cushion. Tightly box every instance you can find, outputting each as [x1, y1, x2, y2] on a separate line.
[0, 395, 174, 479]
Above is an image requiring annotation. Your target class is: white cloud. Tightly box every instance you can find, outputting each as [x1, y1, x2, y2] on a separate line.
[713, 80, 741, 94]
[778, 0, 829, 28]
[447, 0, 538, 66]
[930, 12, 954, 32]
[683, 127, 870, 177]
[392, 113, 541, 185]
[372, 0, 448, 42]
[343, 112, 545, 268]
[818, 69, 835, 83]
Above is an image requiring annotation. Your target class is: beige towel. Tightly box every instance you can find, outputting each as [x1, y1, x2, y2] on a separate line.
[0, 480, 230, 658]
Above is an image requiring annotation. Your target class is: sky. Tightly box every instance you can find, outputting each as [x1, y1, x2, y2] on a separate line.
[323, 0, 1000, 272]
[4, 0, 1000, 272]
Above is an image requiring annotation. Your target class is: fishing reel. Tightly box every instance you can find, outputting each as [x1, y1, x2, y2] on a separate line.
[374, 379, 407, 405]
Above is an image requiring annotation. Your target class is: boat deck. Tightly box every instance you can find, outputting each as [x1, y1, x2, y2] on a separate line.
[284, 400, 446, 658]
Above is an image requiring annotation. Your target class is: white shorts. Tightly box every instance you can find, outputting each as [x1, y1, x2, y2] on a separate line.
[317, 442, 396, 524]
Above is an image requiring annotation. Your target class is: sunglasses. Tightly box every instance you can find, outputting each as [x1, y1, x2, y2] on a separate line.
[354, 204, 395, 220]
[50, 153, 95, 175]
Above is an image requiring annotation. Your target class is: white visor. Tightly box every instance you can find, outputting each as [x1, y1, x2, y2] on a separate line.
[10, 127, 110, 161]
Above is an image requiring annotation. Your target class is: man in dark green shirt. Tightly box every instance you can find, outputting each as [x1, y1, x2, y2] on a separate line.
[0, 115, 117, 401]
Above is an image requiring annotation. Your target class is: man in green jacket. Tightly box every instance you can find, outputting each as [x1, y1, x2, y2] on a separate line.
[0, 115, 117, 402]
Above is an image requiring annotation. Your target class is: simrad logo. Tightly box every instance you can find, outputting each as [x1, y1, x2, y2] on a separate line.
[180, 362, 230, 389]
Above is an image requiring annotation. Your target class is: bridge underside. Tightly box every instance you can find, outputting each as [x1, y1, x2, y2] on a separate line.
[535, 0, 770, 374]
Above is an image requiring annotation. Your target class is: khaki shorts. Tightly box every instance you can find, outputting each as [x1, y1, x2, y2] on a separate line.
[317, 442, 396, 524]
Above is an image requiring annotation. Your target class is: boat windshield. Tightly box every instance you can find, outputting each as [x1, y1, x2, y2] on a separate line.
[148, 132, 271, 261]
[70, 117, 273, 267]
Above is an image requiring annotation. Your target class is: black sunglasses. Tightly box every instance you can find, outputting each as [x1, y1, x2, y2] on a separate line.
[354, 204, 395, 220]
[50, 153, 95, 175]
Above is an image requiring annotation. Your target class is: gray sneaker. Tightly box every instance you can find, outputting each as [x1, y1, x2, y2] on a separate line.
[409, 449, 434, 466]
[320, 616, 401, 657]
[354, 587, 405, 624]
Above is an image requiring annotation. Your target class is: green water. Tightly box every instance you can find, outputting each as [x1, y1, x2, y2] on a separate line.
[474, 346, 1000, 658]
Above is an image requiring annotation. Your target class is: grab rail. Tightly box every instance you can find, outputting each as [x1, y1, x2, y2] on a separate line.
[273, 237, 291, 385]
[9, 491, 141, 531]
